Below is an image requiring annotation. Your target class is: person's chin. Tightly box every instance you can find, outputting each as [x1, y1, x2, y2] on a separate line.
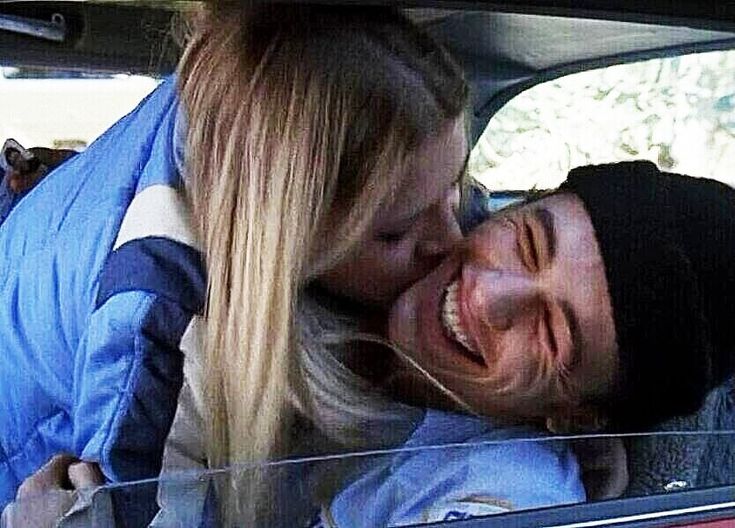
[388, 258, 452, 358]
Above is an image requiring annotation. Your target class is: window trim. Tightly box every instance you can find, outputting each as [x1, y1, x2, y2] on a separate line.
[412, 486, 735, 528]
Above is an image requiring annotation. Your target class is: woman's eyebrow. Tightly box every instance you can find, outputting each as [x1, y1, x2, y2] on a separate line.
[535, 207, 556, 261]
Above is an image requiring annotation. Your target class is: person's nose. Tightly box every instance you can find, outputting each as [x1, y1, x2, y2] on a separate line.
[464, 264, 541, 331]
[417, 219, 462, 261]
[416, 190, 463, 263]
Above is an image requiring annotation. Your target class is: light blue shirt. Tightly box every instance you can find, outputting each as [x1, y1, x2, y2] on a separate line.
[307, 410, 585, 527]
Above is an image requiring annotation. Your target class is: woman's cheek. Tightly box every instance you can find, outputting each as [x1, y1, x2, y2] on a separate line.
[379, 245, 416, 296]
[401, 242, 437, 290]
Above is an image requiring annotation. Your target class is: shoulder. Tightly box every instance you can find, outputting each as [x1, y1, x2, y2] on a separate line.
[318, 411, 585, 527]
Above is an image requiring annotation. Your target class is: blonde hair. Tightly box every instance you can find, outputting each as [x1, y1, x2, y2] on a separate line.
[178, 3, 466, 523]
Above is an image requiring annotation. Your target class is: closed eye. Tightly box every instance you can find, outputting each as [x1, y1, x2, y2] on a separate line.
[512, 215, 539, 272]
[542, 305, 558, 357]
[523, 217, 540, 271]
[377, 230, 407, 244]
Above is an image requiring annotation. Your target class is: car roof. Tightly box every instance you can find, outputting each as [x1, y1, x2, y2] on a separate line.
[409, 9, 735, 137]
[2, 0, 735, 138]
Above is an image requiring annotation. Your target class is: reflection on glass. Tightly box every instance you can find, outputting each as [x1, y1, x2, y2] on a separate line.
[2, 430, 734, 527]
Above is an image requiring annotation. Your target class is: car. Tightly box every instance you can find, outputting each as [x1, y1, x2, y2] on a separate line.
[1, 1, 733, 527]
[0, 66, 158, 149]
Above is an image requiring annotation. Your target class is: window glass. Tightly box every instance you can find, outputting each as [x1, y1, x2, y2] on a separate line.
[0, 67, 160, 150]
[468, 49, 735, 190]
[6, 434, 734, 526]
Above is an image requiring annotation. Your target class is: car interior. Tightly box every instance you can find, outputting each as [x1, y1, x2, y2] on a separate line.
[1, 1, 734, 527]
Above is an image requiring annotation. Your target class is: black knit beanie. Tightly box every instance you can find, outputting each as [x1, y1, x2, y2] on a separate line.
[559, 161, 735, 431]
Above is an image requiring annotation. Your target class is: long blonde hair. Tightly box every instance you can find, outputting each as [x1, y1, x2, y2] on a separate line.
[178, 3, 467, 523]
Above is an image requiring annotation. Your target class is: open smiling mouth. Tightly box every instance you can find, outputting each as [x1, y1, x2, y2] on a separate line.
[440, 279, 486, 367]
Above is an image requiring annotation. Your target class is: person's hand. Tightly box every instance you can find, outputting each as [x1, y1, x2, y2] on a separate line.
[6, 147, 76, 193]
[1, 454, 104, 528]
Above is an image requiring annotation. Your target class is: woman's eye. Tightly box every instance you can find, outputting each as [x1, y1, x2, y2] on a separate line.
[377, 230, 408, 244]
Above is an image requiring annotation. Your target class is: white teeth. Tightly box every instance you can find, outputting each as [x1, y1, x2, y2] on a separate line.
[441, 280, 481, 359]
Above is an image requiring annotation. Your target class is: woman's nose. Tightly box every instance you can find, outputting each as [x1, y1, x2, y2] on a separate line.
[464, 265, 540, 330]
[417, 221, 462, 261]
[416, 191, 463, 262]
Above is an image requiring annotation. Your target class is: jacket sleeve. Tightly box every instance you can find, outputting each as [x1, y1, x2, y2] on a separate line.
[149, 316, 213, 528]
[73, 233, 206, 480]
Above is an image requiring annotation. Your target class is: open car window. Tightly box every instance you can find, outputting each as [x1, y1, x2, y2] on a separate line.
[0, 66, 159, 149]
[468, 49, 735, 192]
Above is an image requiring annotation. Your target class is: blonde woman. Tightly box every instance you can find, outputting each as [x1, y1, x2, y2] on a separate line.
[157, 6, 588, 527]
[0, 3, 472, 526]
[170, 4, 472, 524]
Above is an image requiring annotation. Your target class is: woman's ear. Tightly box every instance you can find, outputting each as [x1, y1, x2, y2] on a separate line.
[546, 405, 608, 434]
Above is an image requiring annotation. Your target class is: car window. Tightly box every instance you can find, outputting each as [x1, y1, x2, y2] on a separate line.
[3, 6, 735, 528]
[0, 66, 160, 150]
[468, 49, 735, 191]
[458, 47, 735, 526]
[5, 433, 734, 527]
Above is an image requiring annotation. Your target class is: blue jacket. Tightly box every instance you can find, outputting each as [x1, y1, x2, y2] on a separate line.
[0, 77, 582, 523]
[306, 410, 584, 527]
[146, 409, 584, 527]
[0, 77, 204, 508]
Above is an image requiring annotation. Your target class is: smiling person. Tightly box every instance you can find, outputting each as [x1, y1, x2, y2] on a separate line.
[308, 160, 735, 525]
[390, 160, 735, 434]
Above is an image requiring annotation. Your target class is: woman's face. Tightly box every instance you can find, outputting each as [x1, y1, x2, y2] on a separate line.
[318, 119, 467, 308]
[388, 193, 618, 419]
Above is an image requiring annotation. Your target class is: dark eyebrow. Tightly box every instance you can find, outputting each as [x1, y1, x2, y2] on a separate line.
[534, 207, 556, 262]
[456, 151, 471, 184]
[559, 300, 582, 370]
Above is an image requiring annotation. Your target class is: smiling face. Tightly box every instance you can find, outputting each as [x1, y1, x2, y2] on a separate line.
[388, 192, 618, 420]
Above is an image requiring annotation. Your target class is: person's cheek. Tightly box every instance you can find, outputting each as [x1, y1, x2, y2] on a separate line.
[333, 240, 416, 306]
[408, 240, 448, 293]
[377, 242, 418, 300]
[488, 332, 532, 387]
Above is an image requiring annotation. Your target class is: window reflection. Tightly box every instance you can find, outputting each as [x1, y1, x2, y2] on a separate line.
[4, 428, 734, 527]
